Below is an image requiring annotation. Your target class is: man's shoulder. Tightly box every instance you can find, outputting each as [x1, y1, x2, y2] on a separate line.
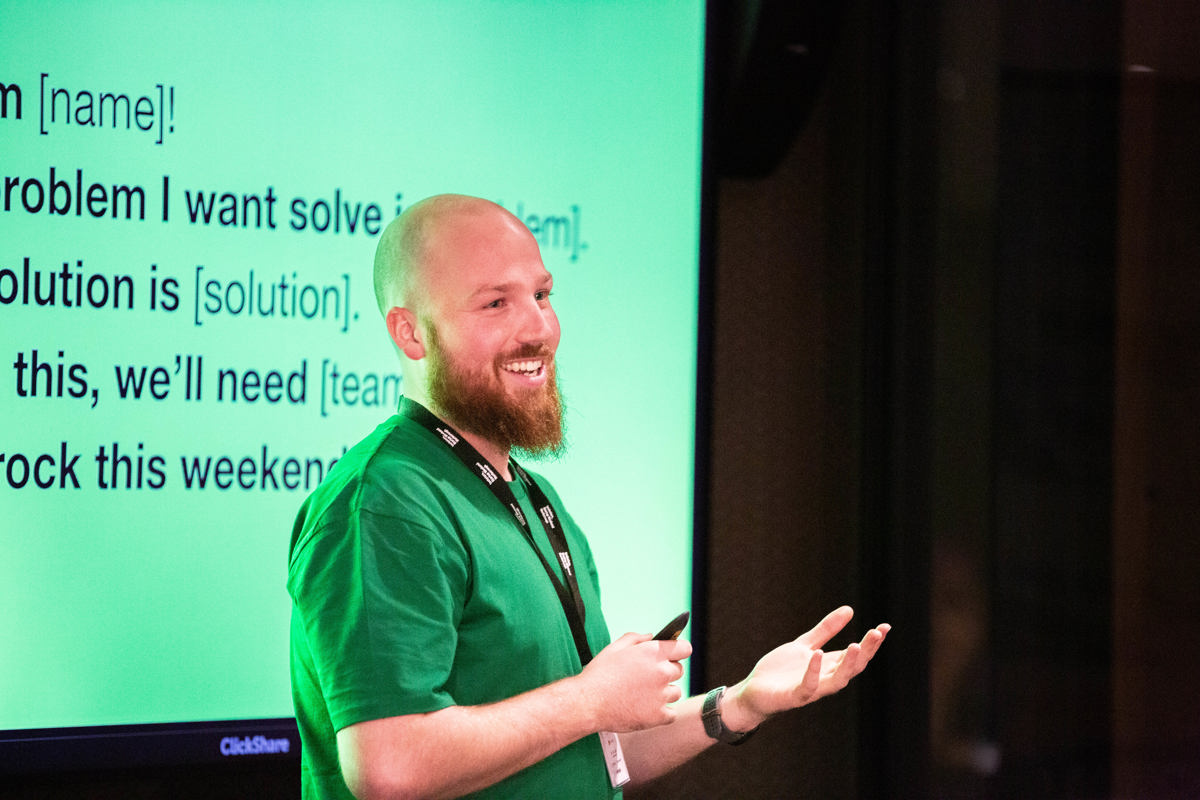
[288, 414, 460, 554]
[316, 413, 420, 485]
[341, 413, 446, 493]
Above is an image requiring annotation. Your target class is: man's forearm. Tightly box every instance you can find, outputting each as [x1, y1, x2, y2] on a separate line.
[337, 632, 689, 799]
[619, 684, 764, 786]
[338, 674, 600, 800]
[618, 694, 710, 785]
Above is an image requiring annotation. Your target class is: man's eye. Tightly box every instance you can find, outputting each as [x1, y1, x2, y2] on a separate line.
[535, 290, 552, 301]
[485, 298, 503, 309]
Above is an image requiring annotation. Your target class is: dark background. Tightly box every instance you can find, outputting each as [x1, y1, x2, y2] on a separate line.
[7, 0, 1199, 797]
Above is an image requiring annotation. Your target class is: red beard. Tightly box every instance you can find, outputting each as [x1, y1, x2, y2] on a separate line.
[425, 324, 566, 460]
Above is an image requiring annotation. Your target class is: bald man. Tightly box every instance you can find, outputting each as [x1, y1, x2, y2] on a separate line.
[287, 195, 888, 800]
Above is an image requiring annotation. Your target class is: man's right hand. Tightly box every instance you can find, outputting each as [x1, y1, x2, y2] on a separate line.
[574, 632, 692, 732]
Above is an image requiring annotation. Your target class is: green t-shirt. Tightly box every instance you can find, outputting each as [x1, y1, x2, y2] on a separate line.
[287, 410, 617, 799]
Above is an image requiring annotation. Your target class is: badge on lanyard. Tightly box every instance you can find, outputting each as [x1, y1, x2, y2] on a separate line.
[598, 731, 630, 788]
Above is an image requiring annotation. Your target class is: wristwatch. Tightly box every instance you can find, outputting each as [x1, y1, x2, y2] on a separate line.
[701, 686, 758, 745]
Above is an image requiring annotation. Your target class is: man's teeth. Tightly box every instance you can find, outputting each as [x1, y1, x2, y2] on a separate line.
[504, 360, 543, 376]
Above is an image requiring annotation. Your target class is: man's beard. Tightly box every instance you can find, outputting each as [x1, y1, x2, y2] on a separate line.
[425, 325, 566, 461]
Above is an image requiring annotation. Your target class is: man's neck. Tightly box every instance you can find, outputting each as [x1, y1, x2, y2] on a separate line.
[456, 428, 513, 482]
[423, 401, 513, 481]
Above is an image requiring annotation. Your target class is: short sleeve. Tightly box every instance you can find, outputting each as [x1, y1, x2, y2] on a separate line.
[289, 501, 470, 732]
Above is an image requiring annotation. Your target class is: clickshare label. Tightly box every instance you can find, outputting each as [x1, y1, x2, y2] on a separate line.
[219, 735, 291, 757]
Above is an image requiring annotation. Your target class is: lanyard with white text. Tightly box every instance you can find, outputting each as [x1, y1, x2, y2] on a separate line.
[400, 398, 594, 665]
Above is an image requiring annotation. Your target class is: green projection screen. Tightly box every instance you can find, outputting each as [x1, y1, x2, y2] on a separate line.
[0, 0, 705, 770]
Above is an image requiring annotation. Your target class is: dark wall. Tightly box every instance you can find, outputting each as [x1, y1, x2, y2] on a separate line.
[652, 0, 1199, 797]
[1112, 5, 1200, 795]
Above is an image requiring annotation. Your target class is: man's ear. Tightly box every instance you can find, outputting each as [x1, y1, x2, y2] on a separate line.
[386, 307, 426, 360]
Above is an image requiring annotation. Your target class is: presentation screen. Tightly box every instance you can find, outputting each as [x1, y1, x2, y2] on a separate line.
[0, 0, 706, 772]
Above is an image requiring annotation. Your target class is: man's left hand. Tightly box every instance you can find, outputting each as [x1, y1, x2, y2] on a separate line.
[719, 606, 890, 733]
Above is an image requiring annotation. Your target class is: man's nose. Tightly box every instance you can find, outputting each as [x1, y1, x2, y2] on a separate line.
[515, 298, 557, 344]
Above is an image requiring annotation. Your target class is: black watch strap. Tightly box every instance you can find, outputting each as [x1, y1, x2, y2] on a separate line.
[701, 686, 758, 745]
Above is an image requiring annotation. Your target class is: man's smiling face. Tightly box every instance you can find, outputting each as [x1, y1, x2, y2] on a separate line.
[415, 201, 565, 456]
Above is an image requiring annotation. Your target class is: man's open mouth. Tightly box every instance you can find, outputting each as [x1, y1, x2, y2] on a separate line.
[503, 359, 546, 377]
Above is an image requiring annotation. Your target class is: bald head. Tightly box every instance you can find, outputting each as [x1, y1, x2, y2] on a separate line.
[372, 193, 562, 462]
[372, 194, 529, 319]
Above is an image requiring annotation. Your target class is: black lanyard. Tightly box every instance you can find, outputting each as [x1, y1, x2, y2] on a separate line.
[400, 398, 594, 665]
